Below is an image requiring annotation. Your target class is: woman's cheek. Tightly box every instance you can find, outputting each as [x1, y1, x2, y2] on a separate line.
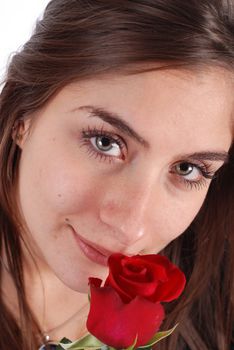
[38, 161, 98, 214]
[153, 192, 207, 246]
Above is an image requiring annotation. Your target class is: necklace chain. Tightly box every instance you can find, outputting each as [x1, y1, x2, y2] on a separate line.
[42, 307, 82, 343]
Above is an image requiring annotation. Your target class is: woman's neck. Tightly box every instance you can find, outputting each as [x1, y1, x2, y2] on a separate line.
[1, 248, 89, 343]
[25, 268, 89, 341]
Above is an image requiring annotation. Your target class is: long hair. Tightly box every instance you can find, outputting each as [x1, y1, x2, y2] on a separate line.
[0, 1, 233, 349]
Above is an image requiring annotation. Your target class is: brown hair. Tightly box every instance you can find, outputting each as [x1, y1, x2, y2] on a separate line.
[0, 0, 233, 349]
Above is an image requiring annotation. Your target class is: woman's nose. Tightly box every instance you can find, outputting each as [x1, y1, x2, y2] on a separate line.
[99, 167, 160, 246]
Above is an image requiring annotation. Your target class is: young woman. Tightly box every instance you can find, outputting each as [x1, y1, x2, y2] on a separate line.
[0, 1, 233, 349]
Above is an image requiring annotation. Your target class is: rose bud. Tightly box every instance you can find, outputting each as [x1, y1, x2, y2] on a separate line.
[105, 253, 186, 303]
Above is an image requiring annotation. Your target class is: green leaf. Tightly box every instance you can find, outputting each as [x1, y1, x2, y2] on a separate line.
[100, 346, 109, 350]
[137, 324, 178, 349]
[56, 338, 72, 349]
[58, 332, 104, 350]
[59, 338, 73, 344]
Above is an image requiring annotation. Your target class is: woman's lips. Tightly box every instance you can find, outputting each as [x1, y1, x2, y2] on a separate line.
[72, 228, 111, 266]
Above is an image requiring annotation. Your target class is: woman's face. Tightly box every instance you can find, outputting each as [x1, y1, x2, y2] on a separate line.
[16, 68, 233, 292]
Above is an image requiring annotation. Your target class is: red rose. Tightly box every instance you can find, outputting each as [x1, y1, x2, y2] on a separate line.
[86, 254, 186, 349]
[105, 253, 186, 303]
[87, 278, 165, 348]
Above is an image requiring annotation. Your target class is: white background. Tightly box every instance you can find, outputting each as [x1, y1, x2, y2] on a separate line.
[0, 0, 50, 80]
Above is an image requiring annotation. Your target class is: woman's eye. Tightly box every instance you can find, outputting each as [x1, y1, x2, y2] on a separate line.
[80, 127, 126, 162]
[174, 162, 200, 181]
[170, 161, 217, 190]
[91, 135, 122, 157]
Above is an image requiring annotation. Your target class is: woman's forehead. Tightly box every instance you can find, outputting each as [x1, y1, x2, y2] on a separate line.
[58, 67, 234, 126]
[29, 66, 233, 159]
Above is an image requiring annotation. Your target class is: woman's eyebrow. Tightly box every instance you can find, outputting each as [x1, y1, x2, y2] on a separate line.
[76, 105, 149, 148]
[73, 105, 229, 163]
[176, 151, 229, 163]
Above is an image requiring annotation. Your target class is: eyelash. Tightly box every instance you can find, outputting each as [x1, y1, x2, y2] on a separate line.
[80, 126, 217, 190]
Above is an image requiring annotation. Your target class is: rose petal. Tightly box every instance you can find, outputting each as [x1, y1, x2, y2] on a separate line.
[105, 274, 132, 302]
[118, 274, 158, 298]
[151, 266, 186, 302]
[87, 282, 165, 348]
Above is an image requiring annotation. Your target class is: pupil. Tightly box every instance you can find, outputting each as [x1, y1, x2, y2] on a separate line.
[96, 136, 111, 150]
[101, 137, 110, 147]
[180, 163, 192, 174]
[181, 163, 189, 171]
